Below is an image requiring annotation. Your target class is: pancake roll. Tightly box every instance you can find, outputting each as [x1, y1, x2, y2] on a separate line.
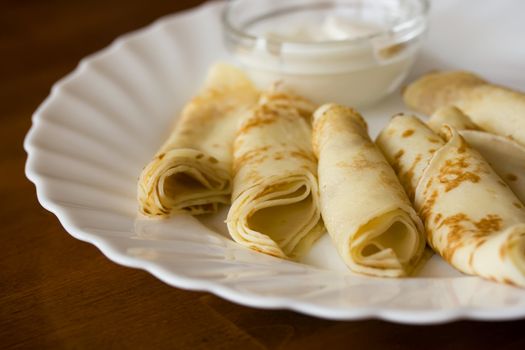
[226, 85, 324, 259]
[138, 64, 259, 216]
[377, 114, 525, 286]
[313, 104, 425, 277]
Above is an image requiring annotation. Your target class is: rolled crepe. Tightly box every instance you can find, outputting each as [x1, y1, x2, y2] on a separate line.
[226, 86, 324, 259]
[377, 115, 525, 286]
[138, 64, 259, 217]
[403, 70, 525, 146]
[429, 106, 525, 204]
[312, 104, 425, 277]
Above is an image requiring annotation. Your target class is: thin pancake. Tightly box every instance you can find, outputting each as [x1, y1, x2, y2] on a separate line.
[428, 106, 525, 204]
[403, 70, 525, 146]
[138, 64, 259, 216]
[226, 85, 324, 259]
[377, 114, 525, 287]
[313, 104, 425, 277]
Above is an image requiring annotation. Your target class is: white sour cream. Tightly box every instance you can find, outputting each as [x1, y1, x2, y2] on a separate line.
[267, 16, 382, 42]
[232, 15, 425, 107]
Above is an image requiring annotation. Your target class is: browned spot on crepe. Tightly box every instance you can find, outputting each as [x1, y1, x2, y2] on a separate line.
[233, 146, 271, 173]
[438, 157, 480, 192]
[475, 238, 487, 249]
[245, 169, 262, 183]
[427, 137, 441, 144]
[196, 153, 204, 159]
[400, 154, 422, 200]
[157, 153, 165, 160]
[263, 93, 314, 119]
[208, 156, 219, 164]
[433, 213, 442, 224]
[474, 214, 503, 234]
[514, 202, 524, 209]
[390, 149, 405, 173]
[424, 178, 434, 193]
[499, 245, 507, 259]
[438, 213, 502, 262]
[402, 129, 415, 138]
[339, 153, 383, 170]
[437, 213, 502, 234]
[440, 213, 469, 261]
[420, 190, 439, 223]
[507, 173, 518, 182]
[378, 169, 399, 187]
[238, 106, 280, 134]
[502, 278, 517, 287]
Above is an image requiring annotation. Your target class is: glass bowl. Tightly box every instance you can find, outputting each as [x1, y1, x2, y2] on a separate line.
[222, 0, 430, 107]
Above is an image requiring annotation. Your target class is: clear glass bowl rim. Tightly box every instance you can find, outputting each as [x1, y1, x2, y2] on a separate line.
[222, 0, 430, 47]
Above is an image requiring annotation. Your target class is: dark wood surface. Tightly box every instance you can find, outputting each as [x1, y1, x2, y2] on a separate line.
[2, 1, 525, 348]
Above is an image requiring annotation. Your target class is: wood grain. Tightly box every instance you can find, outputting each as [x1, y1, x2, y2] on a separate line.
[1, 1, 525, 349]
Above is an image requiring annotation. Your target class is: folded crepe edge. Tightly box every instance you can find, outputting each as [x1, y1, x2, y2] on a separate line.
[347, 207, 426, 277]
[226, 173, 324, 260]
[138, 148, 231, 217]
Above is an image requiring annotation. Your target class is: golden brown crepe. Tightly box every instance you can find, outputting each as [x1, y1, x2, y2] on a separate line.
[428, 106, 525, 204]
[226, 85, 324, 259]
[313, 104, 425, 277]
[403, 70, 525, 146]
[377, 114, 525, 286]
[138, 64, 259, 217]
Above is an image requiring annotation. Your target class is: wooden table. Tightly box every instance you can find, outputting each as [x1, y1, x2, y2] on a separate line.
[2, 1, 525, 348]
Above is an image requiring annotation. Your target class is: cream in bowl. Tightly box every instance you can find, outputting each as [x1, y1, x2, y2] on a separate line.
[222, 0, 429, 107]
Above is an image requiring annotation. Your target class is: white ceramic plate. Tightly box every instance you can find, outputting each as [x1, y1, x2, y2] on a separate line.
[24, 0, 525, 324]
